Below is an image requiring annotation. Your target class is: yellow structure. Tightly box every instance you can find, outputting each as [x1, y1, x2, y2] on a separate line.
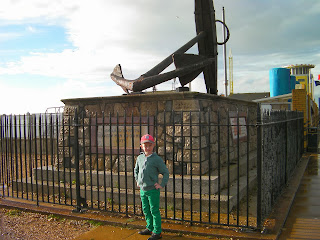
[292, 89, 319, 127]
[284, 64, 315, 99]
[228, 49, 233, 96]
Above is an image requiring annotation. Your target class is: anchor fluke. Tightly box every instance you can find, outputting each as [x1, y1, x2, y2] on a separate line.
[173, 53, 209, 86]
[110, 64, 135, 94]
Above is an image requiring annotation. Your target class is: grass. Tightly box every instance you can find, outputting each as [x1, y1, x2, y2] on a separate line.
[86, 220, 104, 227]
[6, 209, 21, 216]
[47, 214, 66, 222]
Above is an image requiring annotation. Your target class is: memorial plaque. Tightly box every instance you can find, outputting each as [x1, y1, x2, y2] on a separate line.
[91, 116, 154, 154]
[229, 112, 247, 141]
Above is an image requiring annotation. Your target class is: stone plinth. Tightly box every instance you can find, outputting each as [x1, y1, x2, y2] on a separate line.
[59, 91, 258, 175]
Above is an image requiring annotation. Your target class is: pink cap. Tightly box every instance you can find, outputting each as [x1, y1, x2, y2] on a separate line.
[140, 134, 155, 144]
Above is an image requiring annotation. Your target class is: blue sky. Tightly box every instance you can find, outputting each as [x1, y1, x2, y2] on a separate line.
[0, 0, 320, 114]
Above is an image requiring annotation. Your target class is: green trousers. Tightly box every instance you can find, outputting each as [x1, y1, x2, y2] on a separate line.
[140, 189, 162, 234]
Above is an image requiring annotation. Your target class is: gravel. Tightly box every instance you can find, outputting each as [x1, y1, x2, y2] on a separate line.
[0, 208, 95, 240]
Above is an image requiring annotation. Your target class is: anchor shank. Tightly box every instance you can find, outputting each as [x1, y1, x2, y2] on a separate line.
[133, 56, 214, 92]
[142, 31, 206, 78]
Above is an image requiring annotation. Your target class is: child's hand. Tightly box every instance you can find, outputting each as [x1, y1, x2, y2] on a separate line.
[154, 183, 162, 189]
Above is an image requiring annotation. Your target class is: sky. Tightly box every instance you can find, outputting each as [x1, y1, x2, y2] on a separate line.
[0, 0, 320, 114]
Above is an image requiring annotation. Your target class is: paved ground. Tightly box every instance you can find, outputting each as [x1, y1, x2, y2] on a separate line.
[75, 225, 218, 240]
[278, 154, 320, 239]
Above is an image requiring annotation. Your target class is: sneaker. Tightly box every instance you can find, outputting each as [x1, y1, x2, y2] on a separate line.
[148, 233, 162, 240]
[138, 229, 152, 235]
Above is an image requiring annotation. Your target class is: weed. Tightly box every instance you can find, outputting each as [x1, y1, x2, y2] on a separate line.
[86, 220, 103, 227]
[6, 209, 21, 216]
[47, 214, 65, 221]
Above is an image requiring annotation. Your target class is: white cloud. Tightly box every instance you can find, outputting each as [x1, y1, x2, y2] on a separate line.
[0, 0, 320, 113]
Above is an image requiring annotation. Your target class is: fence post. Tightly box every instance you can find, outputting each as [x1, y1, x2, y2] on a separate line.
[72, 109, 87, 213]
[256, 104, 262, 229]
[285, 111, 288, 184]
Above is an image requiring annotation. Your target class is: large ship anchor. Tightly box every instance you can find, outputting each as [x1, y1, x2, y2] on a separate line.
[110, 0, 230, 95]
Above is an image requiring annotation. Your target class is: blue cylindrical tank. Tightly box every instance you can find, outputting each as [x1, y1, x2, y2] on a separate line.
[269, 68, 291, 97]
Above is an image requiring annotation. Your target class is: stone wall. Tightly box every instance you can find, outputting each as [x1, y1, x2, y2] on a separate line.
[60, 91, 258, 175]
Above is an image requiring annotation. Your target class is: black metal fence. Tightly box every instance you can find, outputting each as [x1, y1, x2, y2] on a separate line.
[0, 107, 304, 229]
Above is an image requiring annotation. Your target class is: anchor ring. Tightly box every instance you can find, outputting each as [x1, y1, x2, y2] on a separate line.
[216, 20, 230, 45]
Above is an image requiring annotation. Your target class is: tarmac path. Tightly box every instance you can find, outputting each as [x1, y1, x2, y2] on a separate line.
[279, 154, 320, 240]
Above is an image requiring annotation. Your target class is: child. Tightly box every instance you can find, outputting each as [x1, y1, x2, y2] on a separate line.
[134, 134, 169, 240]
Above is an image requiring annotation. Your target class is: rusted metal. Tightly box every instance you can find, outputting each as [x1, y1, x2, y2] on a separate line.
[111, 32, 207, 94]
[111, 0, 228, 94]
[111, 54, 214, 93]
[173, 53, 208, 86]
[194, 0, 218, 94]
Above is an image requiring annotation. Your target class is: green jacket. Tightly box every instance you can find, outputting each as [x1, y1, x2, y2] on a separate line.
[134, 152, 169, 191]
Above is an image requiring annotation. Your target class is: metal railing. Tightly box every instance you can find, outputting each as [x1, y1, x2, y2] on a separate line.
[0, 107, 304, 229]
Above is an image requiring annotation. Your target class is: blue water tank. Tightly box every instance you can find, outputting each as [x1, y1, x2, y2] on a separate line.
[269, 68, 291, 97]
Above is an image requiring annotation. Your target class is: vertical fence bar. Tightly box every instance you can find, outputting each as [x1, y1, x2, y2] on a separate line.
[116, 112, 121, 212]
[23, 115, 28, 199]
[56, 113, 61, 204]
[172, 110, 176, 220]
[28, 115, 33, 201]
[124, 110, 128, 216]
[109, 112, 114, 211]
[34, 114, 39, 205]
[246, 108, 250, 226]
[62, 113, 67, 205]
[236, 109, 240, 226]
[39, 114, 45, 202]
[45, 114, 50, 202]
[8, 115, 11, 197]
[217, 110, 221, 224]
[256, 104, 262, 229]
[285, 111, 288, 184]
[227, 109, 230, 225]
[18, 115, 24, 199]
[131, 112, 136, 215]
[296, 110, 299, 164]
[68, 114, 72, 204]
[181, 111, 184, 221]
[7, 116, 11, 197]
[14, 115, 19, 198]
[9, 116, 12, 197]
[163, 110, 168, 219]
[89, 113, 93, 208]
[208, 109, 211, 224]
[4, 116, 10, 197]
[50, 114, 55, 204]
[1, 115, 6, 197]
[0, 115, 4, 197]
[82, 111, 87, 204]
[95, 113, 100, 209]
[199, 109, 202, 222]
[189, 111, 193, 224]
[73, 109, 82, 212]
[0, 116, 3, 196]
[102, 112, 107, 211]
